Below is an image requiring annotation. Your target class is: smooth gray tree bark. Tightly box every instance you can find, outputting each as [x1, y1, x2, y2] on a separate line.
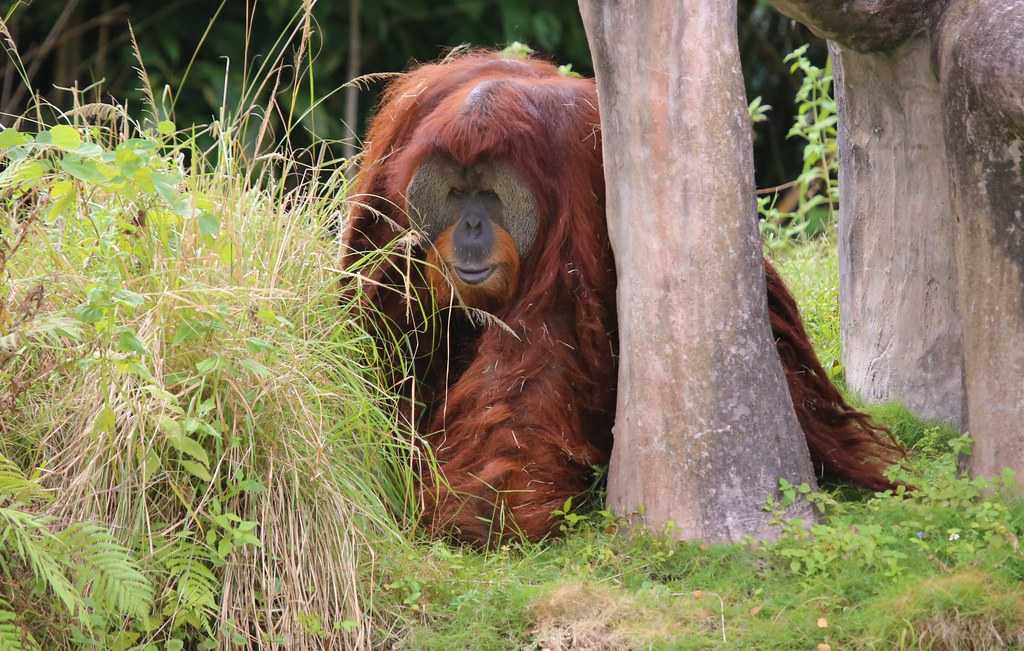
[579, 0, 817, 542]
[934, 0, 1024, 479]
[771, 0, 1024, 478]
[770, 0, 965, 427]
[832, 39, 964, 427]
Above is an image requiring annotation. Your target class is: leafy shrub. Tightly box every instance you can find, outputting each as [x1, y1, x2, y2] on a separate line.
[0, 108, 414, 649]
[758, 44, 839, 249]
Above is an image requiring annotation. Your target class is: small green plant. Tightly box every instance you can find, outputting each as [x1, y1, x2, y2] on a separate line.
[768, 434, 1024, 581]
[758, 44, 839, 249]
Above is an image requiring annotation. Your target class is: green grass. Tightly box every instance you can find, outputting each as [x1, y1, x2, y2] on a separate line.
[368, 240, 1024, 650]
[0, 112, 420, 649]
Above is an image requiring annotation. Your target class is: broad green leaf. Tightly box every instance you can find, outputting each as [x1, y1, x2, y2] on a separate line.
[152, 171, 186, 213]
[255, 308, 277, 326]
[75, 142, 104, 158]
[60, 155, 107, 184]
[117, 329, 148, 356]
[197, 211, 220, 238]
[167, 434, 210, 468]
[196, 356, 223, 375]
[14, 160, 46, 185]
[157, 120, 176, 136]
[247, 337, 275, 353]
[46, 179, 75, 221]
[49, 124, 82, 150]
[0, 129, 31, 148]
[239, 358, 272, 378]
[157, 415, 183, 438]
[113, 289, 146, 308]
[179, 459, 212, 482]
[95, 404, 116, 435]
[142, 447, 161, 483]
[165, 638, 185, 651]
[217, 538, 233, 558]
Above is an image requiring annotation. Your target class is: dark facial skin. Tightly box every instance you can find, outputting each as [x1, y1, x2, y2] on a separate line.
[449, 190, 503, 284]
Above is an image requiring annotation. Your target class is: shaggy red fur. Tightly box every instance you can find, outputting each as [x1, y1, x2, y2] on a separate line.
[340, 51, 903, 546]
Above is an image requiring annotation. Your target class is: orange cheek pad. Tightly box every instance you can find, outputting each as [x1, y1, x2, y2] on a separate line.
[426, 226, 457, 307]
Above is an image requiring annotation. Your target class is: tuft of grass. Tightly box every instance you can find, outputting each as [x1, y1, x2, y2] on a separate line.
[0, 47, 417, 651]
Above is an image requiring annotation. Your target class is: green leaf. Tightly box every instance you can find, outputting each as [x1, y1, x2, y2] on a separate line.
[255, 308, 277, 326]
[157, 120, 176, 136]
[113, 289, 146, 308]
[157, 415, 183, 438]
[167, 434, 210, 468]
[239, 358, 272, 379]
[46, 179, 75, 221]
[152, 171, 185, 212]
[217, 538, 233, 558]
[0, 129, 31, 148]
[14, 160, 46, 185]
[500, 41, 534, 59]
[178, 459, 213, 482]
[49, 125, 82, 150]
[116, 329, 148, 356]
[142, 447, 161, 483]
[247, 337, 275, 353]
[60, 155, 107, 184]
[196, 356, 223, 375]
[197, 211, 220, 238]
[95, 404, 116, 435]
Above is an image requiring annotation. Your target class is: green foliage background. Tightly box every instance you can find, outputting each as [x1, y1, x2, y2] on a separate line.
[4, 0, 825, 186]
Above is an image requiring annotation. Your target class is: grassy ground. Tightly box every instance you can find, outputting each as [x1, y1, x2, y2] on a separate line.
[1, 77, 1023, 651]
[371, 240, 1024, 651]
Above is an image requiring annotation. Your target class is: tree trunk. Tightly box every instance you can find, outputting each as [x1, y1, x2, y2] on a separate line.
[770, 0, 1024, 481]
[579, 0, 817, 542]
[832, 38, 964, 427]
[934, 0, 1024, 479]
[769, 0, 965, 427]
[342, 0, 362, 177]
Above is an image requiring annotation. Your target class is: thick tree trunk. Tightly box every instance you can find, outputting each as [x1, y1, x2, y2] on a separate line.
[769, 0, 965, 427]
[832, 39, 964, 427]
[579, 0, 817, 541]
[770, 0, 1024, 481]
[935, 0, 1024, 479]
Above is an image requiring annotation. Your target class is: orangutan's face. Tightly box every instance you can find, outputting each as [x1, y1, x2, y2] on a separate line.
[406, 155, 539, 311]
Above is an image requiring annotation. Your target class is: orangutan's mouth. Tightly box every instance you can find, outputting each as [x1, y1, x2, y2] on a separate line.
[455, 265, 494, 284]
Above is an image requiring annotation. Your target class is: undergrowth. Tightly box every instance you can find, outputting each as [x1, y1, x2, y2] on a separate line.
[0, 11, 420, 645]
[376, 246, 1024, 649]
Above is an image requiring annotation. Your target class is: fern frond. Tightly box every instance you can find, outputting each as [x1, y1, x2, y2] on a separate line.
[158, 538, 219, 625]
[62, 523, 154, 620]
[0, 456, 45, 504]
[0, 603, 39, 651]
[0, 507, 81, 616]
